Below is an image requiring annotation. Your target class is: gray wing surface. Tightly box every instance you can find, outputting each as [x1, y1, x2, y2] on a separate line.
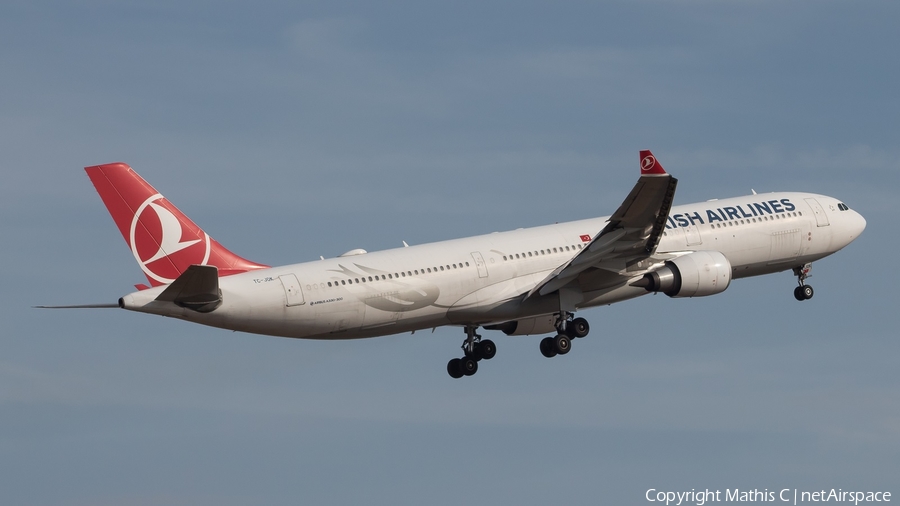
[527, 152, 677, 298]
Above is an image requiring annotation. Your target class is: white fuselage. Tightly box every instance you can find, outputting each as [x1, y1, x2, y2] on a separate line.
[120, 192, 865, 339]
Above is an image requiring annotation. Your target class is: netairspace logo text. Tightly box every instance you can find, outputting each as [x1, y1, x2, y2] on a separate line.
[645, 489, 891, 506]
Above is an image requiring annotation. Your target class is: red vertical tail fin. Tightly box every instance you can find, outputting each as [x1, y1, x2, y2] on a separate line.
[85, 163, 269, 287]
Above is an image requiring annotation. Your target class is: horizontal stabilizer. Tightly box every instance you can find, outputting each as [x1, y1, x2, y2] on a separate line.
[34, 303, 120, 309]
[156, 264, 222, 313]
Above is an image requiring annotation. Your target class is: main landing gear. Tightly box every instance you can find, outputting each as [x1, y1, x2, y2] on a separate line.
[447, 325, 496, 379]
[792, 263, 814, 301]
[539, 313, 590, 358]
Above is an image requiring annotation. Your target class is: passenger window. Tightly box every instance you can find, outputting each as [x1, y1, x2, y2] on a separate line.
[440, 266, 444, 271]
[401, 272, 406, 277]
[341, 280, 346, 285]
[465, 262, 470, 266]
[327, 282, 332, 287]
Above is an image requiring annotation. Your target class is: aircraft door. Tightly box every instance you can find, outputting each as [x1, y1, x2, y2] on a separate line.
[279, 274, 305, 306]
[471, 252, 489, 278]
[804, 198, 830, 227]
[768, 229, 802, 264]
[681, 223, 703, 246]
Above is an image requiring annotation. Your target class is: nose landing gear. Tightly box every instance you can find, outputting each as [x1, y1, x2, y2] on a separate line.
[793, 263, 814, 301]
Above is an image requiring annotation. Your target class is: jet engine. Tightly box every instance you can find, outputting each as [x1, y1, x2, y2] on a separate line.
[484, 315, 557, 336]
[632, 251, 732, 298]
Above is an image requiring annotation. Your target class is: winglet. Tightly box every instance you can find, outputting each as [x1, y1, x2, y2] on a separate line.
[639, 150, 667, 175]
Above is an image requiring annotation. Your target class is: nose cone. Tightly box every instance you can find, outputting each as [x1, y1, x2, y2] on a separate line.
[834, 209, 866, 251]
[849, 210, 867, 239]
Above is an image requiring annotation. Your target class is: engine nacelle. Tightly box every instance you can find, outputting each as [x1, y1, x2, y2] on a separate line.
[634, 251, 732, 298]
[484, 315, 557, 336]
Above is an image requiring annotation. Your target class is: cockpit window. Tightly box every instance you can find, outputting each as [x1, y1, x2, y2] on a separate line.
[838, 203, 849, 211]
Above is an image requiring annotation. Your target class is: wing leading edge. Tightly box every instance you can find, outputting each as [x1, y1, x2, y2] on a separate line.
[527, 150, 677, 298]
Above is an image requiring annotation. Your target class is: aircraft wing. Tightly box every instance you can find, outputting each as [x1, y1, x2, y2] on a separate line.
[526, 150, 677, 298]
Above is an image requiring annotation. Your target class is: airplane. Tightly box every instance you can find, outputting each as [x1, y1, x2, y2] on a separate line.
[44, 150, 866, 378]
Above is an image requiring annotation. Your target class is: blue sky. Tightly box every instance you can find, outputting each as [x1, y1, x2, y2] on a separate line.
[2, 1, 898, 504]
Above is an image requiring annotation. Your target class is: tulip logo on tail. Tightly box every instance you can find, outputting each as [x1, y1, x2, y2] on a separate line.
[641, 155, 657, 172]
[130, 193, 210, 284]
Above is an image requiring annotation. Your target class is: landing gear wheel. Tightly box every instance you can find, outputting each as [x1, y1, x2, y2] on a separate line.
[479, 340, 497, 360]
[792, 264, 814, 301]
[794, 285, 814, 301]
[447, 358, 463, 379]
[554, 334, 572, 355]
[801, 285, 814, 300]
[567, 317, 590, 338]
[460, 357, 478, 376]
[540, 337, 558, 358]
